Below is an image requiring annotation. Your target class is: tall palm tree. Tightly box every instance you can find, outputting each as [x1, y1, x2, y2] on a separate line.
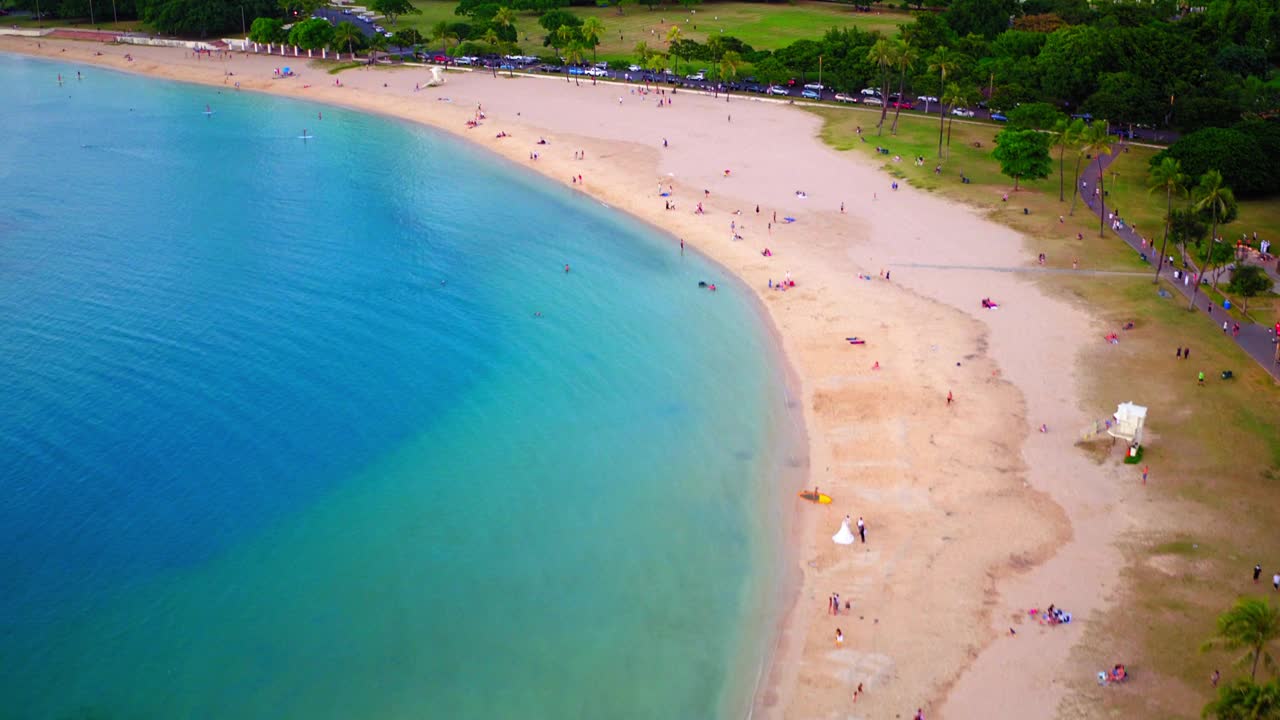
[1202, 597, 1280, 681]
[1147, 156, 1187, 283]
[889, 39, 918, 134]
[492, 5, 515, 36]
[927, 47, 959, 156]
[429, 20, 456, 56]
[1054, 117, 1085, 203]
[482, 28, 500, 75]
[580, 17, 605, 84]
[564, 42, 585, 85]
[718, 50, 742, 102]
[332, 20, 362, 56]
[1194, 169, 1237, 295]
[941, 82, 969, 158]
[1079, 122, 1113, 238]
[1065, 119, 1089, 216]
[867, 38, 894, 135]
[643, 50, 666, 82]
[666, 25, 682, 75]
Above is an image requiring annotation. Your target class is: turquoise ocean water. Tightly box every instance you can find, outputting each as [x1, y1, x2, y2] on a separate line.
[0, 54, 798, 719]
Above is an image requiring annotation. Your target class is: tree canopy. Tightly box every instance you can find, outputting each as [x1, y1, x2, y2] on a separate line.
[992, 128, 1052, 189]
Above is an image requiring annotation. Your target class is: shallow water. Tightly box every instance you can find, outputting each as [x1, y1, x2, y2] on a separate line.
[0, 54, 795, 719]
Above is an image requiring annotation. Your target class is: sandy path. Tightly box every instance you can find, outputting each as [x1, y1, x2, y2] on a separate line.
[1, 40, 1133, 719]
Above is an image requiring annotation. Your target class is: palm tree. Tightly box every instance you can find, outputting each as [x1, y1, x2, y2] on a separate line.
[927, 46, 959, 156]
[581, 16, 605, 68]
[718, 50, 742, 102]
[1194, 169, 1237, 295]
[666, 25, 682, 75]
[492, 5, 515, 37]
[643, 50, 666, 83]
[1066, 119, 1089, 216]
[1056, 118, 1085, 204]
[332, 20, 362, 56]
[1202, 598, 1280, 681]
[1203, 678, 1280, 720]
[941, 82, 969, 158]
[867, 38, 894, 135]
[889, 39, 918, 135]
[1147, 156, 1187, 283]
[429, 20, 457, 56]
[1079, 122, 1113, 238]
[367, 31, 388, 59]
[482, 28, 500, 75]
[564, 42, 585, 85]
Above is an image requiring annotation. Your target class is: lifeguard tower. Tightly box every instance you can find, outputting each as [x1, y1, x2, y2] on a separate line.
[1107, 401, 1148, 461]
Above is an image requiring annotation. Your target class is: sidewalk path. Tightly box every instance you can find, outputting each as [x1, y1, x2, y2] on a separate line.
[1078, 145, 1279, 379]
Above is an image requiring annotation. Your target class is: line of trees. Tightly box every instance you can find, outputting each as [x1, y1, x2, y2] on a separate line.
[1202, 597, 1280, 719]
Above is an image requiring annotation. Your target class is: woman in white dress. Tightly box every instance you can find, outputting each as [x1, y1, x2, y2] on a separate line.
[833, 514, 856, 545]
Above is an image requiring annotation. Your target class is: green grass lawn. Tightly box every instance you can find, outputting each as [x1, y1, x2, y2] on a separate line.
[2, 15, 147, 31]
[402, 0, 910, 62]
[814, 101, 1280, 720]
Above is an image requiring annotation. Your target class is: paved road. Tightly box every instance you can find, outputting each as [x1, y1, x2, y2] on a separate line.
[1079, 145, 1280, 379]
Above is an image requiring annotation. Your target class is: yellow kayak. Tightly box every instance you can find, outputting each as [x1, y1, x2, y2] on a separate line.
[798, 491, 833, 504]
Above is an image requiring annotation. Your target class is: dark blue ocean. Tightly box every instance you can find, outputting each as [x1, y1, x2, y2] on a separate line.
[0, 53, 795, 719]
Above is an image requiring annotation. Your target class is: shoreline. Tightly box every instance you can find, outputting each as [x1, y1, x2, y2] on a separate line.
[3, 39, 1126, 719]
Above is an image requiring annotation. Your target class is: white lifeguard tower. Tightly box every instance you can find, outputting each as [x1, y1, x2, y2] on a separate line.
[1107, 401, 1148, 458]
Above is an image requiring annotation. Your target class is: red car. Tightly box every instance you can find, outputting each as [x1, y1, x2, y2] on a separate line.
[892, 100, 914, 109]
[433, 55, 448, 63]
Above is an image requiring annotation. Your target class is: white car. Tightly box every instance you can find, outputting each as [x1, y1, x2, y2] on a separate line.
[951, 107, 975, 117]
[455, 56, 473, 65]
[766, 85, 789, 95]
[627, 64, 641, 72]
[834, 92, 856, 103]
[803, 82, 824, 91]
[917, 95, 939, 104]
[383, 31, 393, 37]
[860, 88, 881, 97]
[585, 67, 608, 77]
[862, 96, 883, 106]
[686, 70, 706, 80]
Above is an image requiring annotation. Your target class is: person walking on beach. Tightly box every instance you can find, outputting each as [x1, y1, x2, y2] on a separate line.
[1212, 670, 1221, 688]
[857, 517, 866, 543]
[1255, 564, 1263, 583]
[1142, 465, 1149, 484]
[1198, 371, 1206, 386]
[835, 628, 843, 647]
[1274, 573, 1279, 591]
[946, 390, 953, 405]
[1185, 347, 1191, 360]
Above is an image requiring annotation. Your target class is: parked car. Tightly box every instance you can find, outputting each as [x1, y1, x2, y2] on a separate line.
[686, 70, 706, 80]
[585, 67, 608, 76]
[990, 112, 1009, 122]
[383, 31, 393, 37]
[766, 85, 789, 95]
[627, 64, 641, 72]
[892, 100, 913, 109]
[594, 62, 608, 69]
[834, 93, 856, 103]
[803, 82, 824, 91]
[917, 95, 939, 104]
[801, 88, 821, 99]
[862, 96, 883, 106]
[341, 8, 352, 13]
[567, 66, 585, 75]
[860, 88, 881, 97]
[432, 55, 448, 63]
[951, 107, 975, 117]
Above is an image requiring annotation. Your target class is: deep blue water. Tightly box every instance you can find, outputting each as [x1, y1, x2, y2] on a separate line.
[0, 54, 795, 719]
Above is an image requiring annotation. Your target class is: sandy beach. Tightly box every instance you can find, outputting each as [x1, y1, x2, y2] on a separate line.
[2, 38, 1135, 718]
